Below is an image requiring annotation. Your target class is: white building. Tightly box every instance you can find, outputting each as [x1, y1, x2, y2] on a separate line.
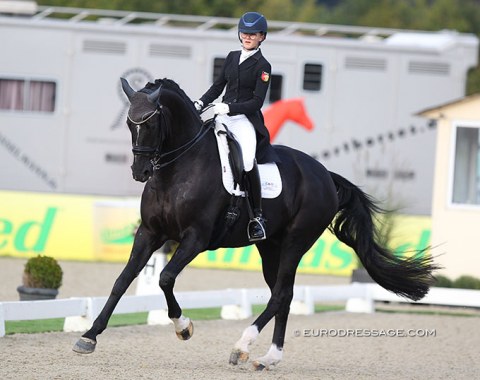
[0, 4, 478, 214]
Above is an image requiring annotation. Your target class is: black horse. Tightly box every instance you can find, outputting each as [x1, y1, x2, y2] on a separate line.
[73, 78, 438, 369]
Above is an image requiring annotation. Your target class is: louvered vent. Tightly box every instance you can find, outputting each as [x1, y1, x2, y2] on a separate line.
[345, 57, 386, 71]
[408, 61, 450, 75]
[83, 40, 126, 54]
[149, 44, 191, 58]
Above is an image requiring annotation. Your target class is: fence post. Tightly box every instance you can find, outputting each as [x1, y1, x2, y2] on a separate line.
[63, 297, 94, 332]
[0, 303, 5, 337]
[221, 289, 252, 320]
[290, 286, 315, 315]
[345, 284, 374, 313]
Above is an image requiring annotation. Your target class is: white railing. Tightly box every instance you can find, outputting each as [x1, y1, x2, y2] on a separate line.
[2, 5, 438, 39]
[1, 284, 479, 337]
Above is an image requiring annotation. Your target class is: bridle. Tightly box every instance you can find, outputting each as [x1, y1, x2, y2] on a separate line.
[128, 108, 161, 157]
[128, 103, 214, 170]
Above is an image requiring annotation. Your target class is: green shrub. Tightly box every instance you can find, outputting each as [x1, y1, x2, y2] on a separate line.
[23, 255, 63, 289]
[453, 275, 480, 290]
[434, 274, 453, 288]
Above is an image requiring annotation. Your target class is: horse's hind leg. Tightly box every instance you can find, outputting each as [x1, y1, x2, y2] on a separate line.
[229, 240, 280, 365]
[251, 253, 302, 370]
[251, 232, 323, 370]
[73, 225, 161, 354]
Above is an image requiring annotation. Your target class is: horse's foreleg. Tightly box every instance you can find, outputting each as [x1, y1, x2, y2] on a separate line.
[159, 240, 202, 341]
[73, 227, 161, 354]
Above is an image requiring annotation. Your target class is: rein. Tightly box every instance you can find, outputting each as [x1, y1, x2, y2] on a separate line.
[152, 118, 214, 170]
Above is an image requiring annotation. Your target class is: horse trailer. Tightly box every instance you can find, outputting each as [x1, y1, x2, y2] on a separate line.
[0, 5, 478, 214]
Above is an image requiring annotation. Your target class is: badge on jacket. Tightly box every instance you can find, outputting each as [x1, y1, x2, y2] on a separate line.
[261, 71, 270, 82]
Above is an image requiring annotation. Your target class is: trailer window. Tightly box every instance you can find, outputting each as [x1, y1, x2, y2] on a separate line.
[268, 74, 283, 103]
[452, 125, 480, 205]
[0, 78, 56, 113]
[303, 63, 322, 91]
[212, 57, 226, 82]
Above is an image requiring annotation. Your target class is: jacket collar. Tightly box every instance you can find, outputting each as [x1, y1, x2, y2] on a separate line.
[236, 49, 262, 66]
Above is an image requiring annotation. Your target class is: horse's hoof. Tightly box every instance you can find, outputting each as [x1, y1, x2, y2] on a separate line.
[72, 337, 97, 354]
[229, 349, 249, 365]
[175, 320, 194, 341]
[252, 361, 267, 371]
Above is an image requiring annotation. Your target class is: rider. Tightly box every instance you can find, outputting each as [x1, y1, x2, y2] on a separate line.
[194, 11, 278, 242]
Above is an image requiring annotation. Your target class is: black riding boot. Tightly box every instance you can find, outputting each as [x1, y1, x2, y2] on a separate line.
[246, 162, 266, 242]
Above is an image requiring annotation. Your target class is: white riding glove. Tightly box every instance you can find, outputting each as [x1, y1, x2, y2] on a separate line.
[193, 100, 203, 112]
[213, 103, 230, 115]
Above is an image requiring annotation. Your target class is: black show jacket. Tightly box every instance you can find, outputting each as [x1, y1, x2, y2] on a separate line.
[200, 49, 279, 164]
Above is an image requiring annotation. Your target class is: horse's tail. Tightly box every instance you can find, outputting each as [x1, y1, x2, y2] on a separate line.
[328, 171, 439, 301]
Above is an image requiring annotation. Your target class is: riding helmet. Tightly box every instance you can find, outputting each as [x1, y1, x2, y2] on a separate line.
[238, 12, 268, 39]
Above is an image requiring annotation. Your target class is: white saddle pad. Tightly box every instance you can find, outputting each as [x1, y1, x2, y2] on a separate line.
[213, 122, 282, 198]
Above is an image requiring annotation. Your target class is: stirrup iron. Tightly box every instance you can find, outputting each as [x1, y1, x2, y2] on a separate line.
[248, 217, 266, 242]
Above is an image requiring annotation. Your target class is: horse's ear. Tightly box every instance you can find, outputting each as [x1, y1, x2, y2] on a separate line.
[147, 87, 161, 104]
[121, 78, 135, 101]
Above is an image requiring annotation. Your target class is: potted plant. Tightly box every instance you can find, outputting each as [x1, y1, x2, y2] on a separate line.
[17, 255, 63, 300]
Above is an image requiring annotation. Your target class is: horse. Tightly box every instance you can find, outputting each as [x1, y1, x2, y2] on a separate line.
[263, 97, 314, 140]
[73, 77, 439, 370]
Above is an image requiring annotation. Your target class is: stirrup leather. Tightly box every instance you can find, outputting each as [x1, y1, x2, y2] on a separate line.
[248, 217, 266, 242]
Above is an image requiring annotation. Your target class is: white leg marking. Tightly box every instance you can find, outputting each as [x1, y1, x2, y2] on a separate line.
[172, 315, 190, 332]
[255, 344, 283, 369]
[234, 325, 259, 353]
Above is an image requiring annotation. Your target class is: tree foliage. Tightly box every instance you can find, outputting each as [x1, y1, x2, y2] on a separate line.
[37, 0, 480, 93]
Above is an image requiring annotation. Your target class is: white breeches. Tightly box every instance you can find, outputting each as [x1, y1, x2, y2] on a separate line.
[216, 114, 257, 171]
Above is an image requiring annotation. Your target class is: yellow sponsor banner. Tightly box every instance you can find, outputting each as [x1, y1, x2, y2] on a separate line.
[191, 215, 432, 275]
[0, 190, 431, 276]
[190, 232, 356, 276]
[0, 191, 139, 262]
[92, 199, 140, 261]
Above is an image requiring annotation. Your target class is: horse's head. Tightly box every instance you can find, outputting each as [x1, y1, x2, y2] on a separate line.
[121, 78, 165, 182]
[122, 77, 203, 182]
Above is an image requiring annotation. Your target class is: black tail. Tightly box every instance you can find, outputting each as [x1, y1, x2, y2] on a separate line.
[329, 171, 439, 301]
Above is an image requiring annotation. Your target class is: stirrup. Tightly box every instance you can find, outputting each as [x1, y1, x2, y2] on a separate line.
[248, 217, 266, 242]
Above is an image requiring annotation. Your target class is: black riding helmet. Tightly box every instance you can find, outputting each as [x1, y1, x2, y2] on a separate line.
[238, 12, 268, 43]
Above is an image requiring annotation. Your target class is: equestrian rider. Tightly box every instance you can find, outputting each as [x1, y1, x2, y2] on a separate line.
[194, 12, 278, 242]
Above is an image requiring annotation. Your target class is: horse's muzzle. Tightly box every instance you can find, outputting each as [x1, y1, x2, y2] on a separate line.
[131, 166, 152, 183]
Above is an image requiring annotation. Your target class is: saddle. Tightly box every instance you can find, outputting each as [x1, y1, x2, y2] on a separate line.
[212, 122, 282, 199]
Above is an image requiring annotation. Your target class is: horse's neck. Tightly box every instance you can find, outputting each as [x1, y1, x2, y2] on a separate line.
[162, 113, 206, 156]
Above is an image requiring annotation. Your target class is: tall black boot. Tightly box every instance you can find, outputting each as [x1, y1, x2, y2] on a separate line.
[246, 162, 266, 241]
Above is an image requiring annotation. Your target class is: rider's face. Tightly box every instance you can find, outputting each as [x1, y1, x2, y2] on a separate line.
[240, 32, 264, 50]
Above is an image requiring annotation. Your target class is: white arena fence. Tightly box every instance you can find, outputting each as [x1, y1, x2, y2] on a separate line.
[1, 283, 480, 337]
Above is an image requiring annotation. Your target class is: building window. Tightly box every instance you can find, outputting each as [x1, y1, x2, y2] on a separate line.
[0, 78, 56, 112]
[212, 57, 225, 82]
[452, 125, 480, 205]
[303, 63, 322, 91]
[268, 74, 283, 103]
